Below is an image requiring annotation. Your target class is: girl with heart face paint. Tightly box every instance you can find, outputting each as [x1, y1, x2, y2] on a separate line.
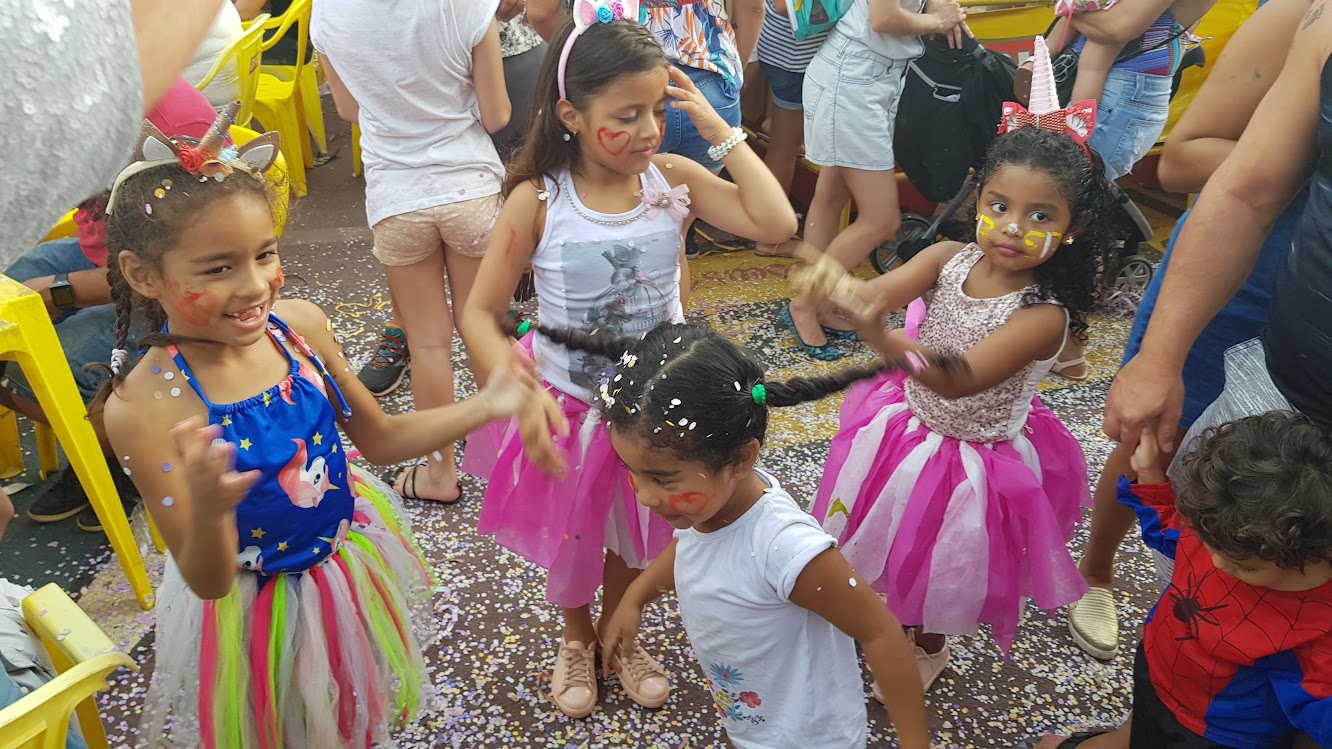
[460, 5, 797, 721]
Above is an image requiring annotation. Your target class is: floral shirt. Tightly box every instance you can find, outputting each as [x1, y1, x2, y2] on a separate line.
[641, 0, 742, 90]
[499, 15, 543, 57]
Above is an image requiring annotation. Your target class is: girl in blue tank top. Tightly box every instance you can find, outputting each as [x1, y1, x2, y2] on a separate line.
[94, 112, 538, 748]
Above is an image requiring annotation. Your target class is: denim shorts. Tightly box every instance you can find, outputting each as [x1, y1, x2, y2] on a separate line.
[661, 66, 742, 173]
[1089, 67, 1172, 180]
[759, 61, 807, 110]
[1, 238, 148, 403]
[802, 33, 908, 171]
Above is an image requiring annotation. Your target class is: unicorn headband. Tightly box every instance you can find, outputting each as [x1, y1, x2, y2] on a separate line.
[557, 0, 642, 100]
[107, 102, 280, 215]
[997, 37, 1097, 160]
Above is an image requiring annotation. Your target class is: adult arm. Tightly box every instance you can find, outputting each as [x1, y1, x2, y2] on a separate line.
[527, 0, 568, 41]
[27, 269, 113, 319]
[869, 0, 962, 36]
[319, 55, 359, 124]
[474, 19, 513, 134]
[731, 0, 766, 69]
[1104, 2, 1328, 449]
[1072, 0, 1173, 45]
[1158, 0, 1308, 193]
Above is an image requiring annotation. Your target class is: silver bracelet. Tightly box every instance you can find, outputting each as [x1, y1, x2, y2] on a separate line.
[706, 127, 747, 163]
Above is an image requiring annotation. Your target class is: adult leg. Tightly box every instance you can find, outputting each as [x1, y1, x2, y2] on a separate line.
[755, 103, 804, 257]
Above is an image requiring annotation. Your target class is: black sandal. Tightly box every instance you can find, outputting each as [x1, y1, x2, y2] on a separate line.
[1015, 731, 1109, 749]
[395, 462, 462, 505]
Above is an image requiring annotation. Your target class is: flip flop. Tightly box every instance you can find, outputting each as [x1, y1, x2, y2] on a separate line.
[1014, 731, 1110, 749]
[779, 304, 842, 361]
[395, 462, 462, 504]
[1051, 357, 1090, 382]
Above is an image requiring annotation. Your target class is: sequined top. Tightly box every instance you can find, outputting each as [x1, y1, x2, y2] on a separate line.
[0, 0, 142, 268]
[904, 245, 1064, 443]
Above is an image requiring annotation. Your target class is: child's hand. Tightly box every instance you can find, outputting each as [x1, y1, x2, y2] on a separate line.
[665, 67, 733, 148]
[791, 253, 877, 320]
[517, 391, 570, 479]
[1130, 428, 1167, 485]
[170, 417, 260, 522]
[600, 600, 644, 678]
[481, 353, 544, 422]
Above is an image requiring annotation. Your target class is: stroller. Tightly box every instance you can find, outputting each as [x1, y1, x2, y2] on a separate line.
[875, 33, 1173, 304]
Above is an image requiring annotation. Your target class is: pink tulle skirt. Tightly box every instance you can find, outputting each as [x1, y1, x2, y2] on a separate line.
[462, 338, 673, 608]
[811, 372, 1091, 653]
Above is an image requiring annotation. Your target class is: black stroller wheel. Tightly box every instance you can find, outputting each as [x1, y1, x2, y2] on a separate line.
[873, 214, 932, 274]
[1112, 255, 1154, 295]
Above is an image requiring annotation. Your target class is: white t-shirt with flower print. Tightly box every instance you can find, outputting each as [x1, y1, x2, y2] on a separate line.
[673, 470, 868, 749]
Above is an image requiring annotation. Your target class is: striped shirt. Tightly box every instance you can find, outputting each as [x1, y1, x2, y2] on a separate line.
[1074, 8, 1180, 76]
[756, 0, 829, 72]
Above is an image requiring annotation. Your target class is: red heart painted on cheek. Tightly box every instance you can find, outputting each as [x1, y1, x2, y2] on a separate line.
[597, 127, 631, 156]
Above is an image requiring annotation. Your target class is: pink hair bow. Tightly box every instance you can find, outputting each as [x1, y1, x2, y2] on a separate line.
[639, 183, 691, 221]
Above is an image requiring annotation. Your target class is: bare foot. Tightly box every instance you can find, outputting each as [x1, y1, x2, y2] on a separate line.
[394, 459, 461, 503]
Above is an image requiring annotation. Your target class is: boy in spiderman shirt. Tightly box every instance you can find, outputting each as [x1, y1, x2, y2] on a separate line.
[1027, 411, 1332, 749]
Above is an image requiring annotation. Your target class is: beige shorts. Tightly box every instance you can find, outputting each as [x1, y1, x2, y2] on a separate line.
[371, 193, 500, 266]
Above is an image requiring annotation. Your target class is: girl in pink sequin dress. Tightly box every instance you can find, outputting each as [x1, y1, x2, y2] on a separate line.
[810, 123, 1116, 694]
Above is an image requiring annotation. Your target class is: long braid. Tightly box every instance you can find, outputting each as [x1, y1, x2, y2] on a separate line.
[500, 314, 638, 359]
[89, 258, 140, 411]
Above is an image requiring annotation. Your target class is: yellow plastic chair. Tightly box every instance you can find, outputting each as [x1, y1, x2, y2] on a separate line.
[243, 10, 326, 158]
[253, 0, 314, 197]
[0, 585, 136, 749]
[194, 14, 271, 129]
[351, 123, 363, 178]
[0, 280, 156, 609]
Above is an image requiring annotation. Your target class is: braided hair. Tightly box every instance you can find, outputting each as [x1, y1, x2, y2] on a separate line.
[90, 159, 277, 409]
[504, 317, 965, 469]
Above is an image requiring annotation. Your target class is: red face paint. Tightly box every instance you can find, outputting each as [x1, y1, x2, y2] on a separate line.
[597, 127, 631, 156]
[667, 492, 707, 513]
[627, 474, 639, 493]
[175, 289, 216, 328]
[275, 266, 285, 289]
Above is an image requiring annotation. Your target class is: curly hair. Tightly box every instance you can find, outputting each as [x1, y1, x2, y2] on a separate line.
[1177, 412, 1332, 570]
[973, 127, 1114, 343]
[502, 317, 967, 470]
[91, 159, 279, 410]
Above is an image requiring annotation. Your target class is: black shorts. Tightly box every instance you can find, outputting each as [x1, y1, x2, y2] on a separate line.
[1130, 644, 1296, 749]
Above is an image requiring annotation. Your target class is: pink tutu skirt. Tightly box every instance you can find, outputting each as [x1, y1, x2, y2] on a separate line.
[463, 338, 673, 608]
[811, 372, 1091, 653]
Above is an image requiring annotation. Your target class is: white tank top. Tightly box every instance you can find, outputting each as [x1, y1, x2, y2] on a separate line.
[530, 165, 687, 404]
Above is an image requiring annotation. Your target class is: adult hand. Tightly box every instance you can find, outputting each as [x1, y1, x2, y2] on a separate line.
[1103, 352, 1185, 453]
[925, 0, 969, 48]
[496, 0, 525, 22]
[665, 67, 733, 147]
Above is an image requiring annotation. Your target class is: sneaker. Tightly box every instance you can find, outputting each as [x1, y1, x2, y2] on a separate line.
[26, 474, 89, 522]
[911, 633, 951, 692]
[1067, 587, 1120, 660]
[75, 496, 141, 533]
[357, 327, 410, 397]
[550, 640, 598, 719]
[614, 643, 670, 709]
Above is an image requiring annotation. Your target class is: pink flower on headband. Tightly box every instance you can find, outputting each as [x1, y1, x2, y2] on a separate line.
[611, 1, 625, 18]
[176, 146, 205, 174]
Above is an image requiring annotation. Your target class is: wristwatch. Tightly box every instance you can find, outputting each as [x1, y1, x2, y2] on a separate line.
[48, 273, 78, 313]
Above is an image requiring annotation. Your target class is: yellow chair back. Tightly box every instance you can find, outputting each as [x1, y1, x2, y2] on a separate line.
[259, 0, 312, 86]
[195, 13, 271, 127]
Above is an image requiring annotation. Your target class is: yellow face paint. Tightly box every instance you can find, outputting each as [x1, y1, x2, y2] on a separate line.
[1022, 229, 1064, 260]
[976, 214, 994, 240]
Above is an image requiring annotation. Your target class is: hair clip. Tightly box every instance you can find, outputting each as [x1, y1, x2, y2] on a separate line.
[750, 383, 767, 405]
[516, 319, 533, 337]
[109, 348, 129, 375]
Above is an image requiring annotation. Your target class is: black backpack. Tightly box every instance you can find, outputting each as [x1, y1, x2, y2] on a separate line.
[893, 35, 1018, 203]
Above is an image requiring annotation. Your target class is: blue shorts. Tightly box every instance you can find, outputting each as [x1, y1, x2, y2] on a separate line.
[661, 66, 741, 173]
[1119, 192, 1306, 427]
[759, 61, 806, 110]
[1089, 68, 1172, 180]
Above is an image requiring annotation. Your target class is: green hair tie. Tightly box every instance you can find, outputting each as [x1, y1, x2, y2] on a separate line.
[751, 383, 767, 405]
[516, 319, 533, 336]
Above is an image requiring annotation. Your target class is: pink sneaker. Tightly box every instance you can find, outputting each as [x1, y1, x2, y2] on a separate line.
[551, 640, 597, 718]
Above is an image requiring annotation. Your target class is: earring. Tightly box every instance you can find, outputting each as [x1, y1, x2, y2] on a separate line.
[563, 132, 572, 141]
[1064, 235, 1075, 245]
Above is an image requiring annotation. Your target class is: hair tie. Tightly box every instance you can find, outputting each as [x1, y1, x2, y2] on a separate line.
[750, 383, 767, 405]
[516, 319, 533, 337]
[109, 348, 129, 375]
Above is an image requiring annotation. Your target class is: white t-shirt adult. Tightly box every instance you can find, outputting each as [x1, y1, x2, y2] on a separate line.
[674, 470, 868, 749]
[181, 1, 244, 107]
[312, 0, 505, 227]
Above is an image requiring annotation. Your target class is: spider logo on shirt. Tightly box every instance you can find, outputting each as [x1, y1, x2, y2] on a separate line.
[1168, 570, 1229, 641]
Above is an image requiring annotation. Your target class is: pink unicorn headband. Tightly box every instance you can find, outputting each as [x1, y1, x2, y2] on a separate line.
[998, 37, 1097, 162]
[557, 0, 642, 100]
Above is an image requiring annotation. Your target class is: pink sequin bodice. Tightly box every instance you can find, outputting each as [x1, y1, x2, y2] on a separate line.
[903, 245, 1063, 443]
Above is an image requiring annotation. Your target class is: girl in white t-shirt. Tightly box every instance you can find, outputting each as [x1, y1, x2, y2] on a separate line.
[313, 0, 511, 503]
[510, 319, 942, 748]
[460, 1, 796, 720]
